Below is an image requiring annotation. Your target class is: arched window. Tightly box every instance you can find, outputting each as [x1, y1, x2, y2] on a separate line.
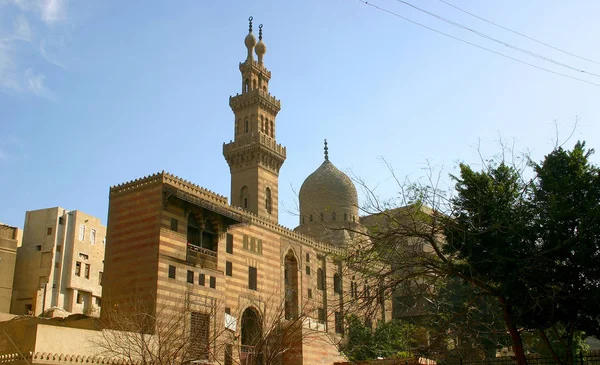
[333, 273, 341, 294]
[353, 215, 356, 222]
[257, 239, 262, 254]
[309, 215, 313, 222]
[240, 186, 249, 209]
[244, 79, 249, 93]
[270, 121, 274, 137]
[332, 212, 336, 221]
[263, 86, 266, 91]
[250, 237, 256, 251]
[244, 118, 249, 133]
[243, 235, 249, 250]
[265, 187, 272, 214]
[261, 116, 264, 132]
[265, 120, 269, 137]
[317, 268, 324, 290]
[253, 79, 257, 90]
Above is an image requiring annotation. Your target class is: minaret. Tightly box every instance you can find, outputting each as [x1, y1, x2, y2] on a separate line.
[223, 17, 286, 222]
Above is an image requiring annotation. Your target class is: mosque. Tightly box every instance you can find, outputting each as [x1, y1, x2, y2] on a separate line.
[100, 17, 392, 364]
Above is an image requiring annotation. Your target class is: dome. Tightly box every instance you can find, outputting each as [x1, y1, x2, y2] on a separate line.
[245, 32, 257, 49]
[255, 39, 266, 58]
[298, 159, 359, 226]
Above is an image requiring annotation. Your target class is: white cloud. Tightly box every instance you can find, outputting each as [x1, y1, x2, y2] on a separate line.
[25, 67, 55, 100]
[40, 37, 67, 69]
[40, 0, 66, 25]
[13, 14, 32, 41]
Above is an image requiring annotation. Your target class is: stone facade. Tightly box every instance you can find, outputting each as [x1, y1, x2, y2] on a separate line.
[0, 224, 20, 313]
[11, 208, 106, 317]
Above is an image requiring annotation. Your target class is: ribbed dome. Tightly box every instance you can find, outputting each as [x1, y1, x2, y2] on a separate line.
[298, 160, 359, 225]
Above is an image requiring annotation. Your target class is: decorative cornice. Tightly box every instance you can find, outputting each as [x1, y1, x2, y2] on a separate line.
[110, 172, 228, 205]
[223, 133, 287, 174]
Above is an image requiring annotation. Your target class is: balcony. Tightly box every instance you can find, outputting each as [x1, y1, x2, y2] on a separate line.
[187, 243, 217, 270]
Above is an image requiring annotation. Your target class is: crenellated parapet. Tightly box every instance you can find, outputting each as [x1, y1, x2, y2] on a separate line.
[110, 171, 228, 205]
[0, 352, 142, 365]
[229, 88, 281, 115]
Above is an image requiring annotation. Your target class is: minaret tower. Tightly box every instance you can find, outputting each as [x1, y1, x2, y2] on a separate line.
[223, 17, 286, 222]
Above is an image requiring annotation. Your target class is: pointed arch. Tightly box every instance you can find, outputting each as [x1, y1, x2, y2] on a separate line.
[240, 186, 249, 209]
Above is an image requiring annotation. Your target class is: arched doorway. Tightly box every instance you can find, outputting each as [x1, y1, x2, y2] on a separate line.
[241, 307, 263, 365]
[284, 250, 299, 320]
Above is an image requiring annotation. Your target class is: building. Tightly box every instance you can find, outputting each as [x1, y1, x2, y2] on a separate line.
[0, 224, 21, 313]
[11, 207, 106, 317]
[100, 18, 390, 365]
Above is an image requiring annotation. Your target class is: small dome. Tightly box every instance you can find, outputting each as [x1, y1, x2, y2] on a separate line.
[255, 39, 266, 58]
[298, 159, 359, 225]
[245, 32, 257, 49]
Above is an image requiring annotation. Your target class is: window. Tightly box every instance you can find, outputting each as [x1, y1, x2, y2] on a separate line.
[199, 273, 205, 286]
[244, 118, 249, 133]
[170, 218, 178, 231]
[55, 262, 60, 269]
[225, 307, 231, 315]
[85, 264, 90, 279]
[265, 187, 272, 214]
[226, 234, 233, 254]
[225, 344, 233, 365]
[168, 265, 176, 279]
[98, 271, 103, 286]
[306, 253, 310, 262]
[209, 276, 216, 289]
[344, 213, 347, 221]
[334, 273, 341, 294]
[320, 213, 324, 221]
[75, 262, 81, 277]
[257, 239, 262, 254]
[243, 235, 248, 250]
[95, 297, 102, 307]
[47, 227, 52, 235]
[77, 291, 83, 304]
[56, 245, 61, 252]
[36, 245, 42, 251]
[306, 265, 311, 275]
[301, 216, 305, 224]
[335, 312, 344, 334]
[90, 229, 96, 245]
[250, 238, 256, 251]
[79, 224, 85, 241]
[309, 214, 313, 222]
[308, 288, 312, 299]
[187, 270, 194, 283]
[58, 217, 64, 225]
[226, 261, 232, 276]
[248, 266, 257, 290]
[190, 312, 210, 360]
[241, 186, 249, 209]
[317, 268, 324, 290]
[332, 212, 336, 221]
[270, 120, 274, 137]
[318, 308, 325, 323]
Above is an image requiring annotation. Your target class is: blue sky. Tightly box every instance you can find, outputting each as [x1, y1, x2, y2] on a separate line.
[1, 0, 599, 230]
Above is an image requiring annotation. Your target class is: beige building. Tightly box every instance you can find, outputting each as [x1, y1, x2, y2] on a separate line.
[11, 207, 106, 317]
[0, 224, 21, 313]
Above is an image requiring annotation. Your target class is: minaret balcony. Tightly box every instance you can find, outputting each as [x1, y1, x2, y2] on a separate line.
[229, 88, 281, 112]
[186, 243, 218, 270]
[223, 132, 287, 158]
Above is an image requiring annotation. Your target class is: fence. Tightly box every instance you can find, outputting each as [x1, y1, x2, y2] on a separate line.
[445, 350, 600, 365]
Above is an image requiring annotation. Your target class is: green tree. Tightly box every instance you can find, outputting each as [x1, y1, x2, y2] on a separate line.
[340, 316, 415, 361]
